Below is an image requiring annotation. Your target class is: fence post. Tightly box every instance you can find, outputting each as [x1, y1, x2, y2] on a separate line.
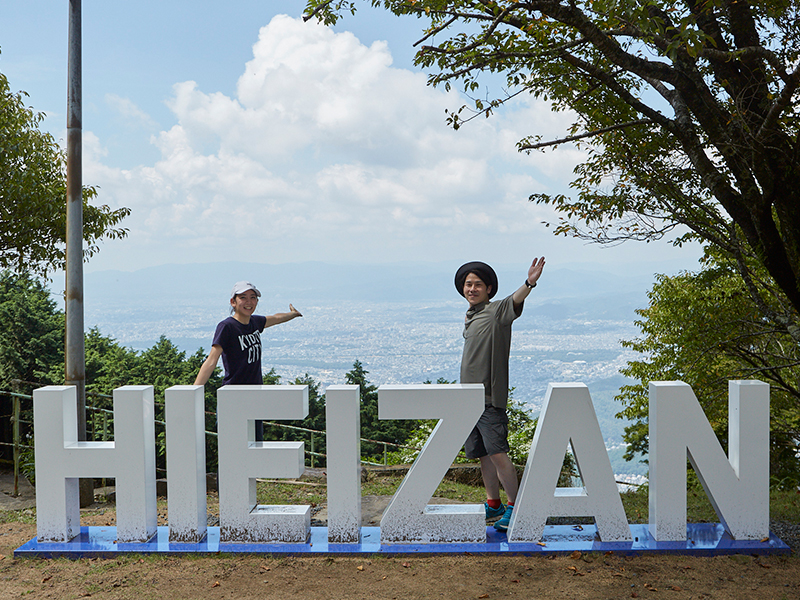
[310, 432, 315, 468]
[102, 411, 109, 490]
[89, 394, 95, 441]
[383, 442, 387, 466]
[12, 392, 20, 497]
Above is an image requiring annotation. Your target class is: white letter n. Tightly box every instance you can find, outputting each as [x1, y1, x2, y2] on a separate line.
[649, 380, 769, 541]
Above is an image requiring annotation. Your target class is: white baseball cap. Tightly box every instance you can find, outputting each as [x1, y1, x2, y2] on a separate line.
[231, 281, 261, 299]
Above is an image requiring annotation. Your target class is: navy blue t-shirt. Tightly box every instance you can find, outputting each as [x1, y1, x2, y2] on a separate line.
[212, 315, 267, 385]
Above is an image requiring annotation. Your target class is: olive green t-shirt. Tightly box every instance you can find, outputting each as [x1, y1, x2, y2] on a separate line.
[459, 294, 523, 409]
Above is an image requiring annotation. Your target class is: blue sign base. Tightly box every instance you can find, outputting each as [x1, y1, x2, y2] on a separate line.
[15, 524, 790, 558]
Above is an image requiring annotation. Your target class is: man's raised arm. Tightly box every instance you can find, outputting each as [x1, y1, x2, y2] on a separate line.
[512, 257, 546, 308]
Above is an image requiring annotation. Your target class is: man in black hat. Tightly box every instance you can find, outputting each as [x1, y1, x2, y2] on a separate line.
[455, 258, 545, 532]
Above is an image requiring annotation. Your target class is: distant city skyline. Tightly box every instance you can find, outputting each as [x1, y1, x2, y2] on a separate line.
[77, 260, 648, 480]
[0, 2, 702, 275]
[78, 260, 657, 391]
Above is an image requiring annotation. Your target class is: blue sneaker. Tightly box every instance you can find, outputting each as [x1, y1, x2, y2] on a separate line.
[484, 502, 506, 520]
[493, 505, 514, 531]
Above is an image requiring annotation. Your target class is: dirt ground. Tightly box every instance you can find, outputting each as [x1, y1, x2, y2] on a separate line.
[0, 473, 797, 600]
[0, 519, 798, 600]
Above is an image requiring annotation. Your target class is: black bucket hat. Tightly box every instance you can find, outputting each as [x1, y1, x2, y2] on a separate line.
[455, 261, 498, 299]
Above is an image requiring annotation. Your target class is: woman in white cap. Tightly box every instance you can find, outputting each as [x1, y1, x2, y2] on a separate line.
[193, 281, 302, 387]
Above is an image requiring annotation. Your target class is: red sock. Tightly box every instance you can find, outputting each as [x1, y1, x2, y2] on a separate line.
[487, 498, 502, 509]
[507, 502, 514, 507]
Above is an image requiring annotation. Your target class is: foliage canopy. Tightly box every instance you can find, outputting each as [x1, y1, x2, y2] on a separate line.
[616, 248, 800, 488]
[0, 271, 63, 390]
[1, 69, 130, 277]
[306, 1, 800, 481]
[305, 0, 800, 339]
[346, 359, 423, 461]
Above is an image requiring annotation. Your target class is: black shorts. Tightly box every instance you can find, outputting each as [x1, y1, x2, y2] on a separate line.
[464, 405, 509, 459]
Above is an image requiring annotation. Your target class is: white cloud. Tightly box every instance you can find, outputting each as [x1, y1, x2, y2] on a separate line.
[82, 14, 622, 271]
[105, 94, 158, 129]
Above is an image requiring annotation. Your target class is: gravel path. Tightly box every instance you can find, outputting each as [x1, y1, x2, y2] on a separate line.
[770, 520, 800, 552]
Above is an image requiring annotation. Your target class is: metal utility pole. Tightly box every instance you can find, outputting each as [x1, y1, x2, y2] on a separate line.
[66, 0, 92, 506]
[65, 0, 86, 445]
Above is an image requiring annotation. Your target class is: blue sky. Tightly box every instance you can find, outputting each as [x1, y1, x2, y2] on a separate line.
[0, 1, 701, 275]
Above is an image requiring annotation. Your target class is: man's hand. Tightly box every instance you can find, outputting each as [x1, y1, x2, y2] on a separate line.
[289, 304, 303, 318]
[527, 257, 545, 287]
[513, 257, 546, 308]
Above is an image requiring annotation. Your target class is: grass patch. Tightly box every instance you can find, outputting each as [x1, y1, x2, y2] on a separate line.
[3, 470, 798, 527]
[361, 475, 491, 503]
[256, 481, 326, 506]
[362, 475, 402, 497]
[620, 484, 719, 524]
[622, 483, 727, 524]
[770, 488, 800, 523]
[0, 508, 35, 524]
[620, 482, 800, 524]
[433, 480, 490, 503]
[244, 474, 494, 505]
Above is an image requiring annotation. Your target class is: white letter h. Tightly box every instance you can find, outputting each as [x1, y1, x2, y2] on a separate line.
[33, 385, 157, 543]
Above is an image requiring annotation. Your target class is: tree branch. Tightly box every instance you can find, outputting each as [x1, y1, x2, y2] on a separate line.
[302, 0, 332, 22]
[518, 118, 652, 151]
[420, 4, 512, 57]
[413, 16, 459, 47]
[701, 46, 792, 83]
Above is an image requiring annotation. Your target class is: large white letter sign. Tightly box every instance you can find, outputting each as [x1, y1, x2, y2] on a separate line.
[165, 385, 207, 543]
[325, 385, 361, 543]
[649, 380, 769, 541]
[34, 385, 157, 543]
[509, 383, 631, 542]
[378, 384, 485, 543]
[217, 385, 309, 543]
